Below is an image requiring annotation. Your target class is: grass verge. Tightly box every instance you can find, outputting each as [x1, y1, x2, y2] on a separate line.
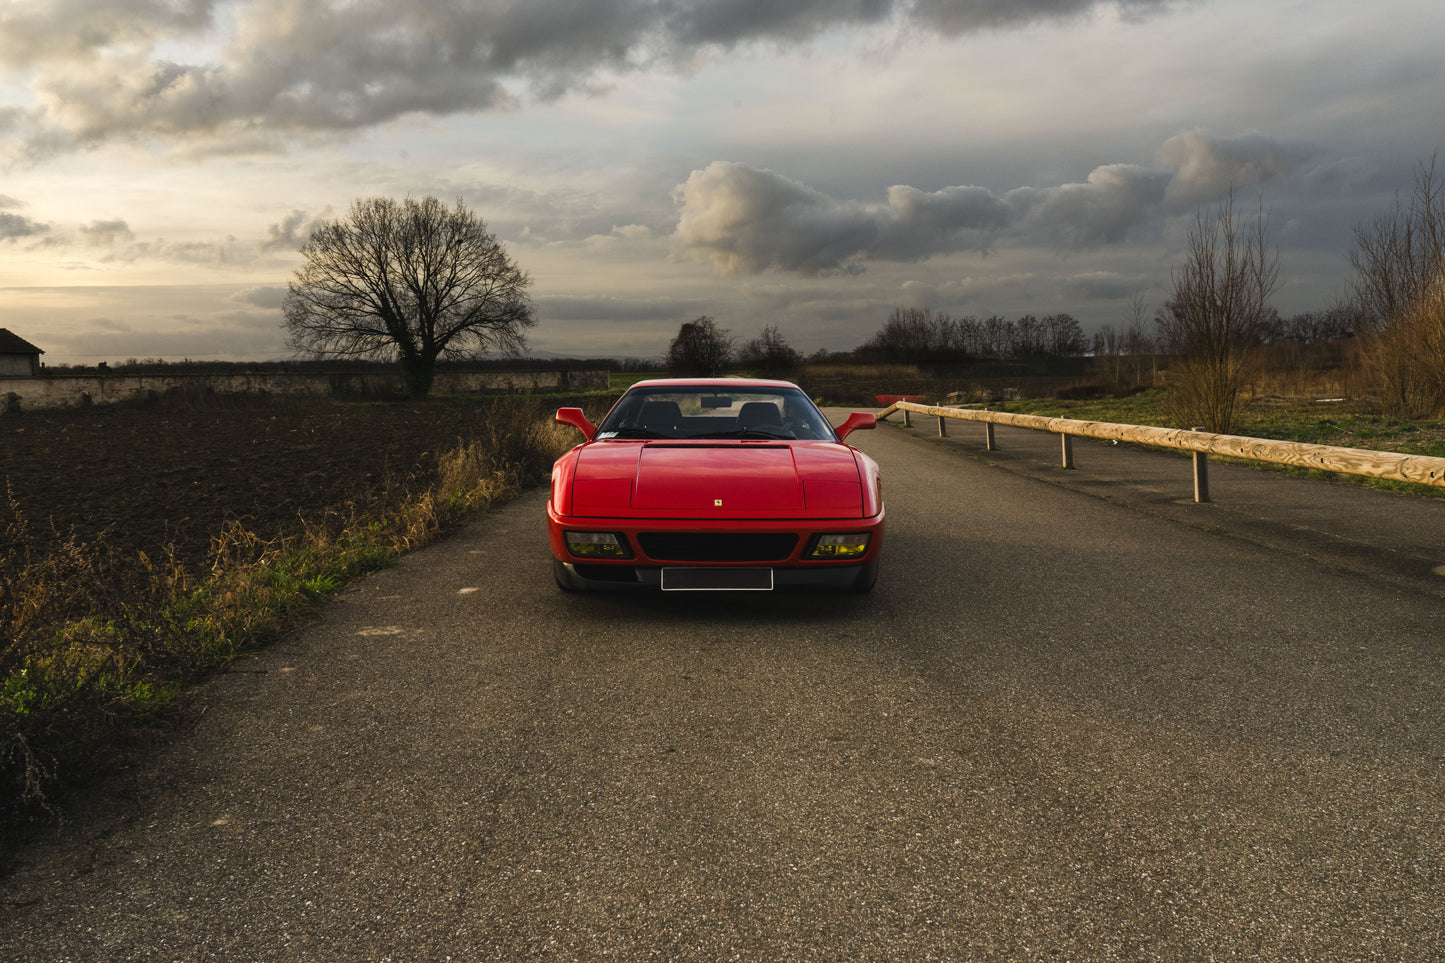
[986, 389, 1445, 497]
[1, 401, 579, 835]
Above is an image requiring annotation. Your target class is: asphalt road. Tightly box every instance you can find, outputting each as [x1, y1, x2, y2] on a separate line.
[3, 419, 1443, 961]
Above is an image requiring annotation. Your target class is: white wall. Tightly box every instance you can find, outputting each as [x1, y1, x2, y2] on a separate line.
[0, 369, 609, 411]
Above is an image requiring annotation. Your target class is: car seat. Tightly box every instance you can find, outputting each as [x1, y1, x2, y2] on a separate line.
[638, 400, 683, 435]
[737, 401, 783, 431]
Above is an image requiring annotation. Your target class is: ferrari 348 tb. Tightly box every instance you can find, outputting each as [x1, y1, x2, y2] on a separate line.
[548, 379, 884, 592]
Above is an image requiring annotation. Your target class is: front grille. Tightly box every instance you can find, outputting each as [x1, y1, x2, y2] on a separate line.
[637, 532, 799, 562]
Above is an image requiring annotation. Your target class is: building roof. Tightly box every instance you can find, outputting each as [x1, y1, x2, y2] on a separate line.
[0, 329, 44, 355]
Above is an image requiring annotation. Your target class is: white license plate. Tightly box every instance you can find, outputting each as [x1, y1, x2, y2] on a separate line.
[661, 567, 774, 591]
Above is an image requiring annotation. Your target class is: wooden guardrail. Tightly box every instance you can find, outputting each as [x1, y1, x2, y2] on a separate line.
[877, 400, 1445, 502]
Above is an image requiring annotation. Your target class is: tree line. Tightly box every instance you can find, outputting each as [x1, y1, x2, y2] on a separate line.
[665, 300, 1369, 386]
[853, 308, 1087, 365]
[662, 310, 1091, 378]
[279, 153, 1442, 425]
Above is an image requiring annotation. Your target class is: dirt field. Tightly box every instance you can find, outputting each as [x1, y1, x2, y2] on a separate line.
[0, 394, 560, 574]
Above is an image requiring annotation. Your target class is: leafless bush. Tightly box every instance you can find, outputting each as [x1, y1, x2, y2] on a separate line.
[1157, 192, 1281, 432]
[1350, 154, 1445, 416]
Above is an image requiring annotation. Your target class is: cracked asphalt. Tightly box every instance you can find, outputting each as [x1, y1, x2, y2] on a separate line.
[2, 418, 1442, 961]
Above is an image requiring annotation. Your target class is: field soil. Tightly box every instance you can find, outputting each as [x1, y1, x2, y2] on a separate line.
[1, 395, 554, 574]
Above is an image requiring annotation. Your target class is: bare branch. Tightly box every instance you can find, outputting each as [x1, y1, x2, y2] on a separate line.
[282, 196, 535, 397]
[1158, 190, 1280, 433]
[1348, 153, 1445, 416]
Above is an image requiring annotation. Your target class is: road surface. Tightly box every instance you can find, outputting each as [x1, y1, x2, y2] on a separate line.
[3, 419, 1442, 960]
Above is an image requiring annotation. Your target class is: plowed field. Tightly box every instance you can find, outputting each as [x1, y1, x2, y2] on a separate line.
[1, 396, 546, 574]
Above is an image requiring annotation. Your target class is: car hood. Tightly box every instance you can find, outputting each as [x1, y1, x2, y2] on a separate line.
[569, 441, 867, 518]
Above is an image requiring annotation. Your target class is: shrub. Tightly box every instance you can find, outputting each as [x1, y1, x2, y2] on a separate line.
[1350, 153, 1445, 417]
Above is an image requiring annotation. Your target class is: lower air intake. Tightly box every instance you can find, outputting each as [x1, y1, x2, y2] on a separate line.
[637, 533, 798, 562]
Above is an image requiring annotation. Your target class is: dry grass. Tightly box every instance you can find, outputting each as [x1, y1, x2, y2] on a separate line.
[804, 362, 925, 382]
[1, 402, 577, 831]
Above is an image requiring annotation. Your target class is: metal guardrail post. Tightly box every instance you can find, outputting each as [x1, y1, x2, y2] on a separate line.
[984, 421, 996, 451]
[1060, 433, 1074, 469]
[1191, 428, 1211, 502]
[1194, 452, 1211, 502]
[938, 415, 947, 437]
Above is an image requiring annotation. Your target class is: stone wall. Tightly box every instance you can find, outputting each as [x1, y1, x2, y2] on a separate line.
[0, 368, 610, 412]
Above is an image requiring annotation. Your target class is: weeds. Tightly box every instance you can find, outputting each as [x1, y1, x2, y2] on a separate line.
[0, 401, 576, 831]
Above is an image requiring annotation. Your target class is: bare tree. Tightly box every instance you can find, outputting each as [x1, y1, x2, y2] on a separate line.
[1094, 324, 1121, 384]
[1348, 154, 1445, 416]
[1122, 287, 1154, 386]
[283, 196, 534, 398]
[1043, 313, 1086, 357]
[981, 315, 1011, 360]
[859, 307, 975, 365]
[1013, 314, 1045, 357]
[1156, 191, 1280, 433]
[666, 316, 733, 377]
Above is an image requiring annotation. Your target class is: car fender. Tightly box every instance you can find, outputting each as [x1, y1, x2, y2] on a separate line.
[550, 446, 583, 517]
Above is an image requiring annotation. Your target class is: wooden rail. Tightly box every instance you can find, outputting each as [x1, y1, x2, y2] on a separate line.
[877, 400, 1445, 501]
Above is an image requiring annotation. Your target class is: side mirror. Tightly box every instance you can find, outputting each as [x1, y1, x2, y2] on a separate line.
[555, 407, 597, 441]
[835, 412, 876, 441]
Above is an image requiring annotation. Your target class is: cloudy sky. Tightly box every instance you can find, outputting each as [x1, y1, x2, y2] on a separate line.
[1, 0, 1441, 364]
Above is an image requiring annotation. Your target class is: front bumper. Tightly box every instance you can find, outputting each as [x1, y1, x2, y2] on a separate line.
[553, 556, 880, 592]
[547, 504, 884, 593]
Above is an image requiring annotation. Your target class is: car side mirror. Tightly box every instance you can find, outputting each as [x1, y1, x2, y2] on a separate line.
[555, 407, 597, 441]
[835, 412, 876, 441]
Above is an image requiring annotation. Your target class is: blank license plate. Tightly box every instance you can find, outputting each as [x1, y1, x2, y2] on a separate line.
[661, 568, 774, 591]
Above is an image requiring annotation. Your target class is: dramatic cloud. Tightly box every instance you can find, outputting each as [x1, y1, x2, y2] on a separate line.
[673, 163, 890, 276]
[229, 285, 288, 309]
[673, 131, 1332, 277]
[5, 0, 1434, 365]
[1056, 271, 1148, 301]
[0, 212, 48, 239]
[261, 209, 330, 253]
[0, 1, 217, 67]
[0, 0, 1176, 155]
[1007, 165, 1172, 246]
[78, 219, 137, 246]
[62, 229, 245, 266]
[1159, 130, 1318, 206]
[11, 212, 296, 268]
[910, 0, 1170, 32]
[0, 195, 49, 240]
[672, 161, 1158, 276]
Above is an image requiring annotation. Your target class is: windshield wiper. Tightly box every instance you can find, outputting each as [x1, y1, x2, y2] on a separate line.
[604, 426, 670, 439]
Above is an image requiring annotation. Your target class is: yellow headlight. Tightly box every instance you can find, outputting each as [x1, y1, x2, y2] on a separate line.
[808, 534, 870, 559]
[565, 531, 632, 559]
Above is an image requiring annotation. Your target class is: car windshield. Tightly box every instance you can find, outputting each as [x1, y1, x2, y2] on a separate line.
[596, 386, 838, 441]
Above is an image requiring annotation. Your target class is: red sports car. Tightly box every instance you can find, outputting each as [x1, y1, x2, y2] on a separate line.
[549, 378, 884, 592]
